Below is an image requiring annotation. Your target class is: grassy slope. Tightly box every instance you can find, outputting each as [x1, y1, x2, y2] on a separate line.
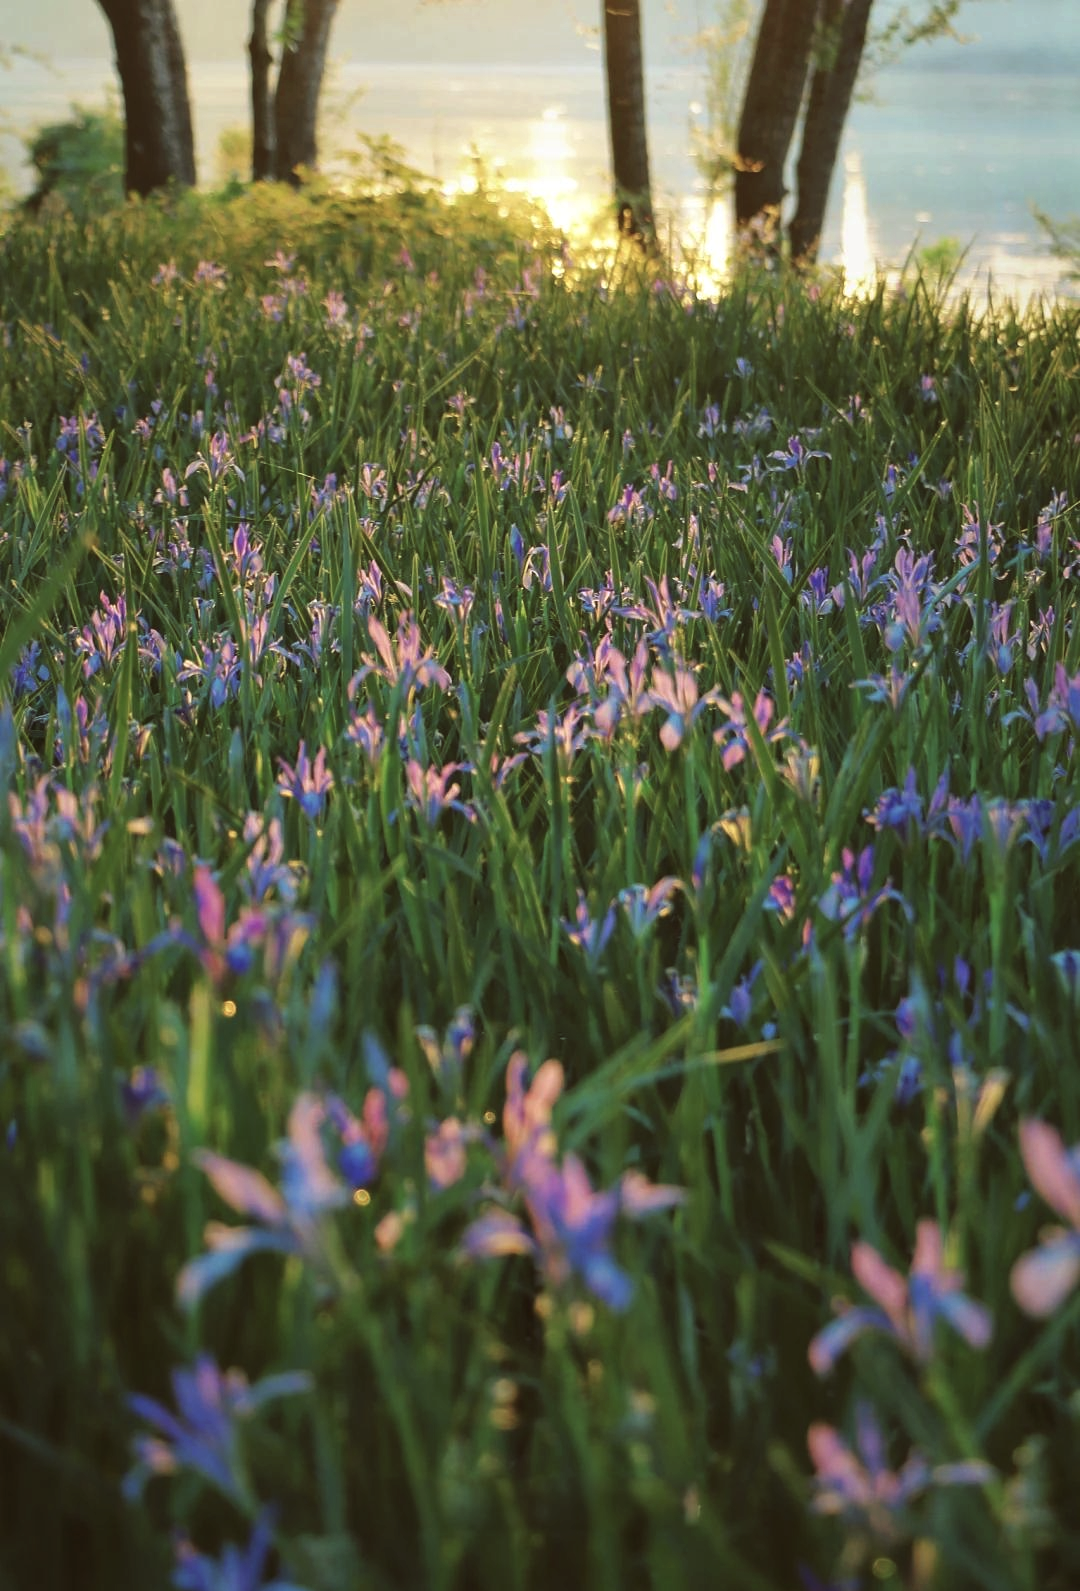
[1, 184, 1079, 1591]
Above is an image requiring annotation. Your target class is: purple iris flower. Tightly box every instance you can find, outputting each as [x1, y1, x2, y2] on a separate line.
[177, 1095, 348, 1308]
[351, 613, 450, 696]
[276, 743, 333, 821]
[645, 663, 718, 751]
[404, 759, 474, 825]
[617, 878, 681, 939]
[120, 1065, 170, 1126]
[464, 1149, 683, 1313]
[461, 1056, 684, 1310]
[1011, 1120, 1080, 1317]
[415, 1006, 475, 1087]
[172, 1507, 309, 1591]
[808, 1402, 992, 1547]
[124, 1357, 311, 1505]
[561, 890, 617, 968]
[808, 1221, 992, 1373]
[712, 688, 786, 771]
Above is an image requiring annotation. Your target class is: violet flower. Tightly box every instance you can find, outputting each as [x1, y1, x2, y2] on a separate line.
[808, 1402, 993, 1546]
[618, 878, 682, 939]
[120, 1065, 170, 1127]
[1010, 1120, 1080, 1317]
[415, 1007, 475, 1087]
[561, 890, 617, 968]
[351, 613, 450, 696]
[461, 1055, 684, 1311]
[809, 1220, 992, 1373]
[177, 1095, 348, 1308]
[646, 663, 717, 752]
[712, 688, 786, 771]
[124, 1357, 311, 1505]
[404, 759, 473, 825]
[189, 865, 269, 985]
[463, 1147, 683, 1313]
[276, 742, 333, 822]
[172, 1507, 309, 1591]
[818, 845, 906, 940]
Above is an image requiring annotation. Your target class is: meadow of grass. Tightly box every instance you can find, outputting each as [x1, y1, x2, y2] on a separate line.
[1, 177, 1079, 1591]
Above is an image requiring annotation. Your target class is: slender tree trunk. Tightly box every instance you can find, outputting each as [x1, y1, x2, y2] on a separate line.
[250, 0, 276, 181]
[790, 0, 875, 262]
[733, 0, 819, 247]
[274, 0, 340, 185]
[602, 0, 655, 247]
[96, 0, 196, 196]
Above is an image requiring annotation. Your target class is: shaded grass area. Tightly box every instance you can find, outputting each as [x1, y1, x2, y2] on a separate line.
[1, 182, 1079, 1590]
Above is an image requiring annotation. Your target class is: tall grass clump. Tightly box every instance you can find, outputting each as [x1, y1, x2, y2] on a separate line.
[1, 179, 1079, 1591]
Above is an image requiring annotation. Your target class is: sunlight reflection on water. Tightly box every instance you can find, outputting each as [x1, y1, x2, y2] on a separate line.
[2, 56, 1075, 303]
[840, 152, 876, 296]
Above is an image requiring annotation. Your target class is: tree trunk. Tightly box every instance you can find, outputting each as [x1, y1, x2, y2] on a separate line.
[790, 0, 875, 263]
[96, 0, 196, 196]
[602, 0, 655, 247]
[273, 0, 340, 185]
[250, 0, 276, 181]
[733, 0, 819, 247]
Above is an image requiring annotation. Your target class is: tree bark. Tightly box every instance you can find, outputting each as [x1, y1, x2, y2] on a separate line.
[250, 0, 276, 181]
[96, 0, 196, 196]
[602, 0, 655, 246]
[273, 0, 340, 185]
[790, 0, 875, 263]
[733, 0, 819, 246]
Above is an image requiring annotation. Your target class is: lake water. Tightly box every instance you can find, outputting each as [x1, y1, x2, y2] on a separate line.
[2, 31, 1078, 300]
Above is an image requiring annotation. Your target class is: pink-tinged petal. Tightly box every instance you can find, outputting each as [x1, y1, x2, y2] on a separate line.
[620, 1170, 687, 1217]
[194, 1150, 285, 1224]
[193, 865, 225, 948]
[936, 1291, 993, 1349]
[910, 1219, 946, 1281]
[851, 1241, 908, 1329]
[425, 1119, 468, 1190]
[559, 1154, 595, 1223]
[502, 1052, 529, 1147]
[504, 1054, 563, 1158]
[286, 1092, 326, 1164]
[531, 1058, 565, 1114]
[806, 1423, 872, 1508]
[1010, 1234, 1080, 1317]
[282, 1093, 346, 1215]
[461, 1209, 536, 1260]
[362, 1088, 389, 1157]
[131, 1435, 177, 1477]
[204, 1221, 293, 1257]
[659, 719, 683, 752]
[1019, 1119, 1080, 1227]
[367, 615, 394, 671]
[807, 1306, 884, 1375]
[375, 1211, 406, 1252]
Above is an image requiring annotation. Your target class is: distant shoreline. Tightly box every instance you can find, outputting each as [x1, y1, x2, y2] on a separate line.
[2, 52, 1076, 299]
